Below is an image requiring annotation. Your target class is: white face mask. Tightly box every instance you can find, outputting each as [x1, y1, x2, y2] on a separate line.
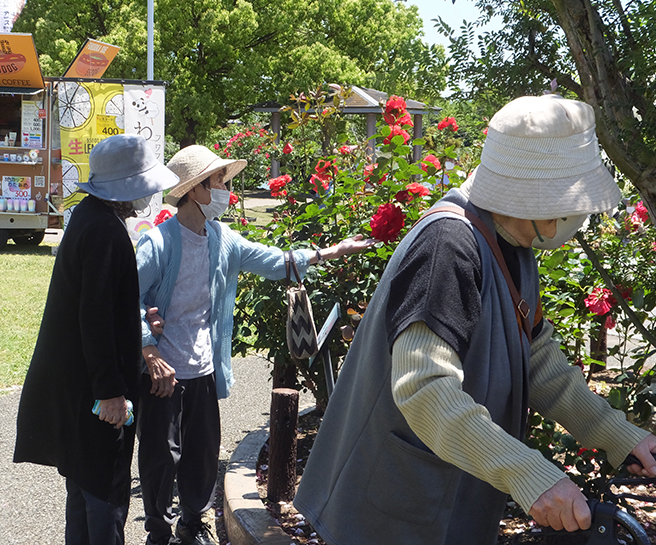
[195, 188, 230, 220]
[532, 215, 587, 249]
[132, 195, 152, 213]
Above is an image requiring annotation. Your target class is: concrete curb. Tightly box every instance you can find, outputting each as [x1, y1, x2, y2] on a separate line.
[224, 427, 293, 545]
[224, 404, 317, 545]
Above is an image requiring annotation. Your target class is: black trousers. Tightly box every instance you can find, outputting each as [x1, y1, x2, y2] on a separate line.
[64, 479, 129, 545]
[137, 373, 221, 542]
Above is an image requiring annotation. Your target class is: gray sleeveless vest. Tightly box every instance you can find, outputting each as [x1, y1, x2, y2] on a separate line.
[294, 187, 541, 545]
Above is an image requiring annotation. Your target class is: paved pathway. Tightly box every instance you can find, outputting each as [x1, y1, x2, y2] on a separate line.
[0, 354, 311, 545]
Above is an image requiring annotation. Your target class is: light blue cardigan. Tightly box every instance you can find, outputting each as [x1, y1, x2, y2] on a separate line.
[136, 216, 313, 399]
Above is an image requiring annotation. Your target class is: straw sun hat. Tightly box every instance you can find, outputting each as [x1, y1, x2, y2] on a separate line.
[467, 94, 621, 220]
[77, 134, 179, 201]
[165, 145, 247, 206]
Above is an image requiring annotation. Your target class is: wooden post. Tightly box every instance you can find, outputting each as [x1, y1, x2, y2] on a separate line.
[267, 388, 299, 503]
[271, 112, 281, 178]
[413, 113, 422, 163]
[366, 113, 377, 160]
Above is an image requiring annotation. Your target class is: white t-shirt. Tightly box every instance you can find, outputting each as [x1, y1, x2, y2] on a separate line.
[157, 223, 213, 379]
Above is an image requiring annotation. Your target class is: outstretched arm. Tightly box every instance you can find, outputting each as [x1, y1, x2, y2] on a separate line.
[310, 234, 377, 264]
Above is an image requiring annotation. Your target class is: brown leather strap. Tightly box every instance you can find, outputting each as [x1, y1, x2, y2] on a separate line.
[414, 206, 533, 343]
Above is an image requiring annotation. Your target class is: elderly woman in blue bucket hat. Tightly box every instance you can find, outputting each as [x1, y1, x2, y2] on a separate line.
[14, 134, 178, 545]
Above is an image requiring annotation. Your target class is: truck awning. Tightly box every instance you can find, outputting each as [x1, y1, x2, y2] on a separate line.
[0, 86, 44, 95]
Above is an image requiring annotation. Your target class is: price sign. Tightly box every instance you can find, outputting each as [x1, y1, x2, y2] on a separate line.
[2, 176, 31, 199]
[96, 114, 124, 136]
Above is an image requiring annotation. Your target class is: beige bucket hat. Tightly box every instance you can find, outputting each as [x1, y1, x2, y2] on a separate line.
[165, 145, 247, 206]
[467, 94, 621, 220]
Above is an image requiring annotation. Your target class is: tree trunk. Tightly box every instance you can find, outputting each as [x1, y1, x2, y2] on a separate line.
[589, 321, 607, 375]
[550, 0, 656, 218]
[267, 388, 299, 503]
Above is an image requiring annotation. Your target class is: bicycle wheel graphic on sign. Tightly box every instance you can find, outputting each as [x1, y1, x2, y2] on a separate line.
[58, 82, 95, 131]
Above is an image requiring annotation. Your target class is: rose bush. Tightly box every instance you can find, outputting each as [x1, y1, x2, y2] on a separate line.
[210, 123, 279, 190]
[228, 88, 656, 503]
[230, 87, 451, 410]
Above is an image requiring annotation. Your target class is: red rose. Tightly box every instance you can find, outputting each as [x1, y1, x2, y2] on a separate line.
[282, 142, 293, 154]
[397, 112, 413, 127]
[605, 314, 617, 330]
[154, 209, 172, 226]
[584, 287, 616, 316]
[635, 201, 649, 223]
[482, 127, 488, 136]
[437, 116, 459, 132]
[383, 125, 410, 145]
[310, 174, 330, 193]
[268, 174, 291, 197]
[395, 190, 410, 203]
[405, 182, 430, 198]
[421, 154, 441, 173]
[314, 158, 338, 182]
[339, 145, 355, 155]
[213, 143, 220, 150]
[370, 203, 406, 243]
[384, 95, 408, 126]
[229, 192, 239, 206]
[241, 217, 248, 226]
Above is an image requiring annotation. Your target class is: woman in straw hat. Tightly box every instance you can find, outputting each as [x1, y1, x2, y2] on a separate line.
[14, 135, 178, 545]
[294, 94, 656, 545]
[135, 145, 374, 545]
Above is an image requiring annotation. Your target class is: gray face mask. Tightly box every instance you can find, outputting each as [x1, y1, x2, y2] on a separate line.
[195, 188, 230, 220]
[132, 195, 152, 213]
[531, 215, 587, 249]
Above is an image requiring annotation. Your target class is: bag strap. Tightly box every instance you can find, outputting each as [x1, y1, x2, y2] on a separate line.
[285, 250, 303, 285]
[414, 206, 532, 343]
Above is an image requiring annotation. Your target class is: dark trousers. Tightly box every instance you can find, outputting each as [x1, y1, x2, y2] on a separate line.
[138, 373, 221, 542]
[65, 479, 128, 545]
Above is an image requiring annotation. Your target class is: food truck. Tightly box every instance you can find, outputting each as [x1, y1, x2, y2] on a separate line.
[0, 33, 167, 249]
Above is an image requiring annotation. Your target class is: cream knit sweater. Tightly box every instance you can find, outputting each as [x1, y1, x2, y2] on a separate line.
[391, 320, 649, 513]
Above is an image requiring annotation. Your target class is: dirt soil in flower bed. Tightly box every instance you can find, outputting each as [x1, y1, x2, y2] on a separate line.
[256, 373, 656, 544]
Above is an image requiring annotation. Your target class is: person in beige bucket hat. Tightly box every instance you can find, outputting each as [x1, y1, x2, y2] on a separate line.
[294, 95, 656, 545]
[134, 144, 375, 545]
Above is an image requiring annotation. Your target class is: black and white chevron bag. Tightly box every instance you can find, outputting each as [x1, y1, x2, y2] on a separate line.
[285, 251, 319, 360]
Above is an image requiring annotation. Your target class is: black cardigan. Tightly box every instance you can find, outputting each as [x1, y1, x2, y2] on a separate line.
[14, 195, 142, 504]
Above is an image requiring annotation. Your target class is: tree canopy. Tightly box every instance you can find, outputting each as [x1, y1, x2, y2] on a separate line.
[14, 0, 446, 145]
[435, 0, 656, 215]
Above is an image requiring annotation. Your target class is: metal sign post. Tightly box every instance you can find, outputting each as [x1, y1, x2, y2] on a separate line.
[309, 303, 340, 398]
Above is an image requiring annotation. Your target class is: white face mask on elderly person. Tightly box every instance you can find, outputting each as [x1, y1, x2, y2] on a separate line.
[531, 215, 587, 249]
[194, 188, 230, 219]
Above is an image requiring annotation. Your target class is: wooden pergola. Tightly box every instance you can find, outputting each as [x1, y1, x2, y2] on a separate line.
[253, 86, 441, 177]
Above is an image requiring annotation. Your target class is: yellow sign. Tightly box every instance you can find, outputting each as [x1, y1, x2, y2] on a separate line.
[58, 81, 124, 219]
[64, 39, 120, 79]
[0, 33, 45, 89]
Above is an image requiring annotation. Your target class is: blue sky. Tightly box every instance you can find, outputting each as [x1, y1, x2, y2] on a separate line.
[409, 0, 503, 48]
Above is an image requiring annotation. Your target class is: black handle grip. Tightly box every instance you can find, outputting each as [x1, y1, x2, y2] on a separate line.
[624, 452, 656, 467]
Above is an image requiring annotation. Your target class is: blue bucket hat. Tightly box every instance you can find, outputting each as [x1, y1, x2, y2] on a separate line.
[76, 134, 179, 201]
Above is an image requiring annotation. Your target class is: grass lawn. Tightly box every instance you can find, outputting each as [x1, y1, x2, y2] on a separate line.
[0, 242, 56, 389]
